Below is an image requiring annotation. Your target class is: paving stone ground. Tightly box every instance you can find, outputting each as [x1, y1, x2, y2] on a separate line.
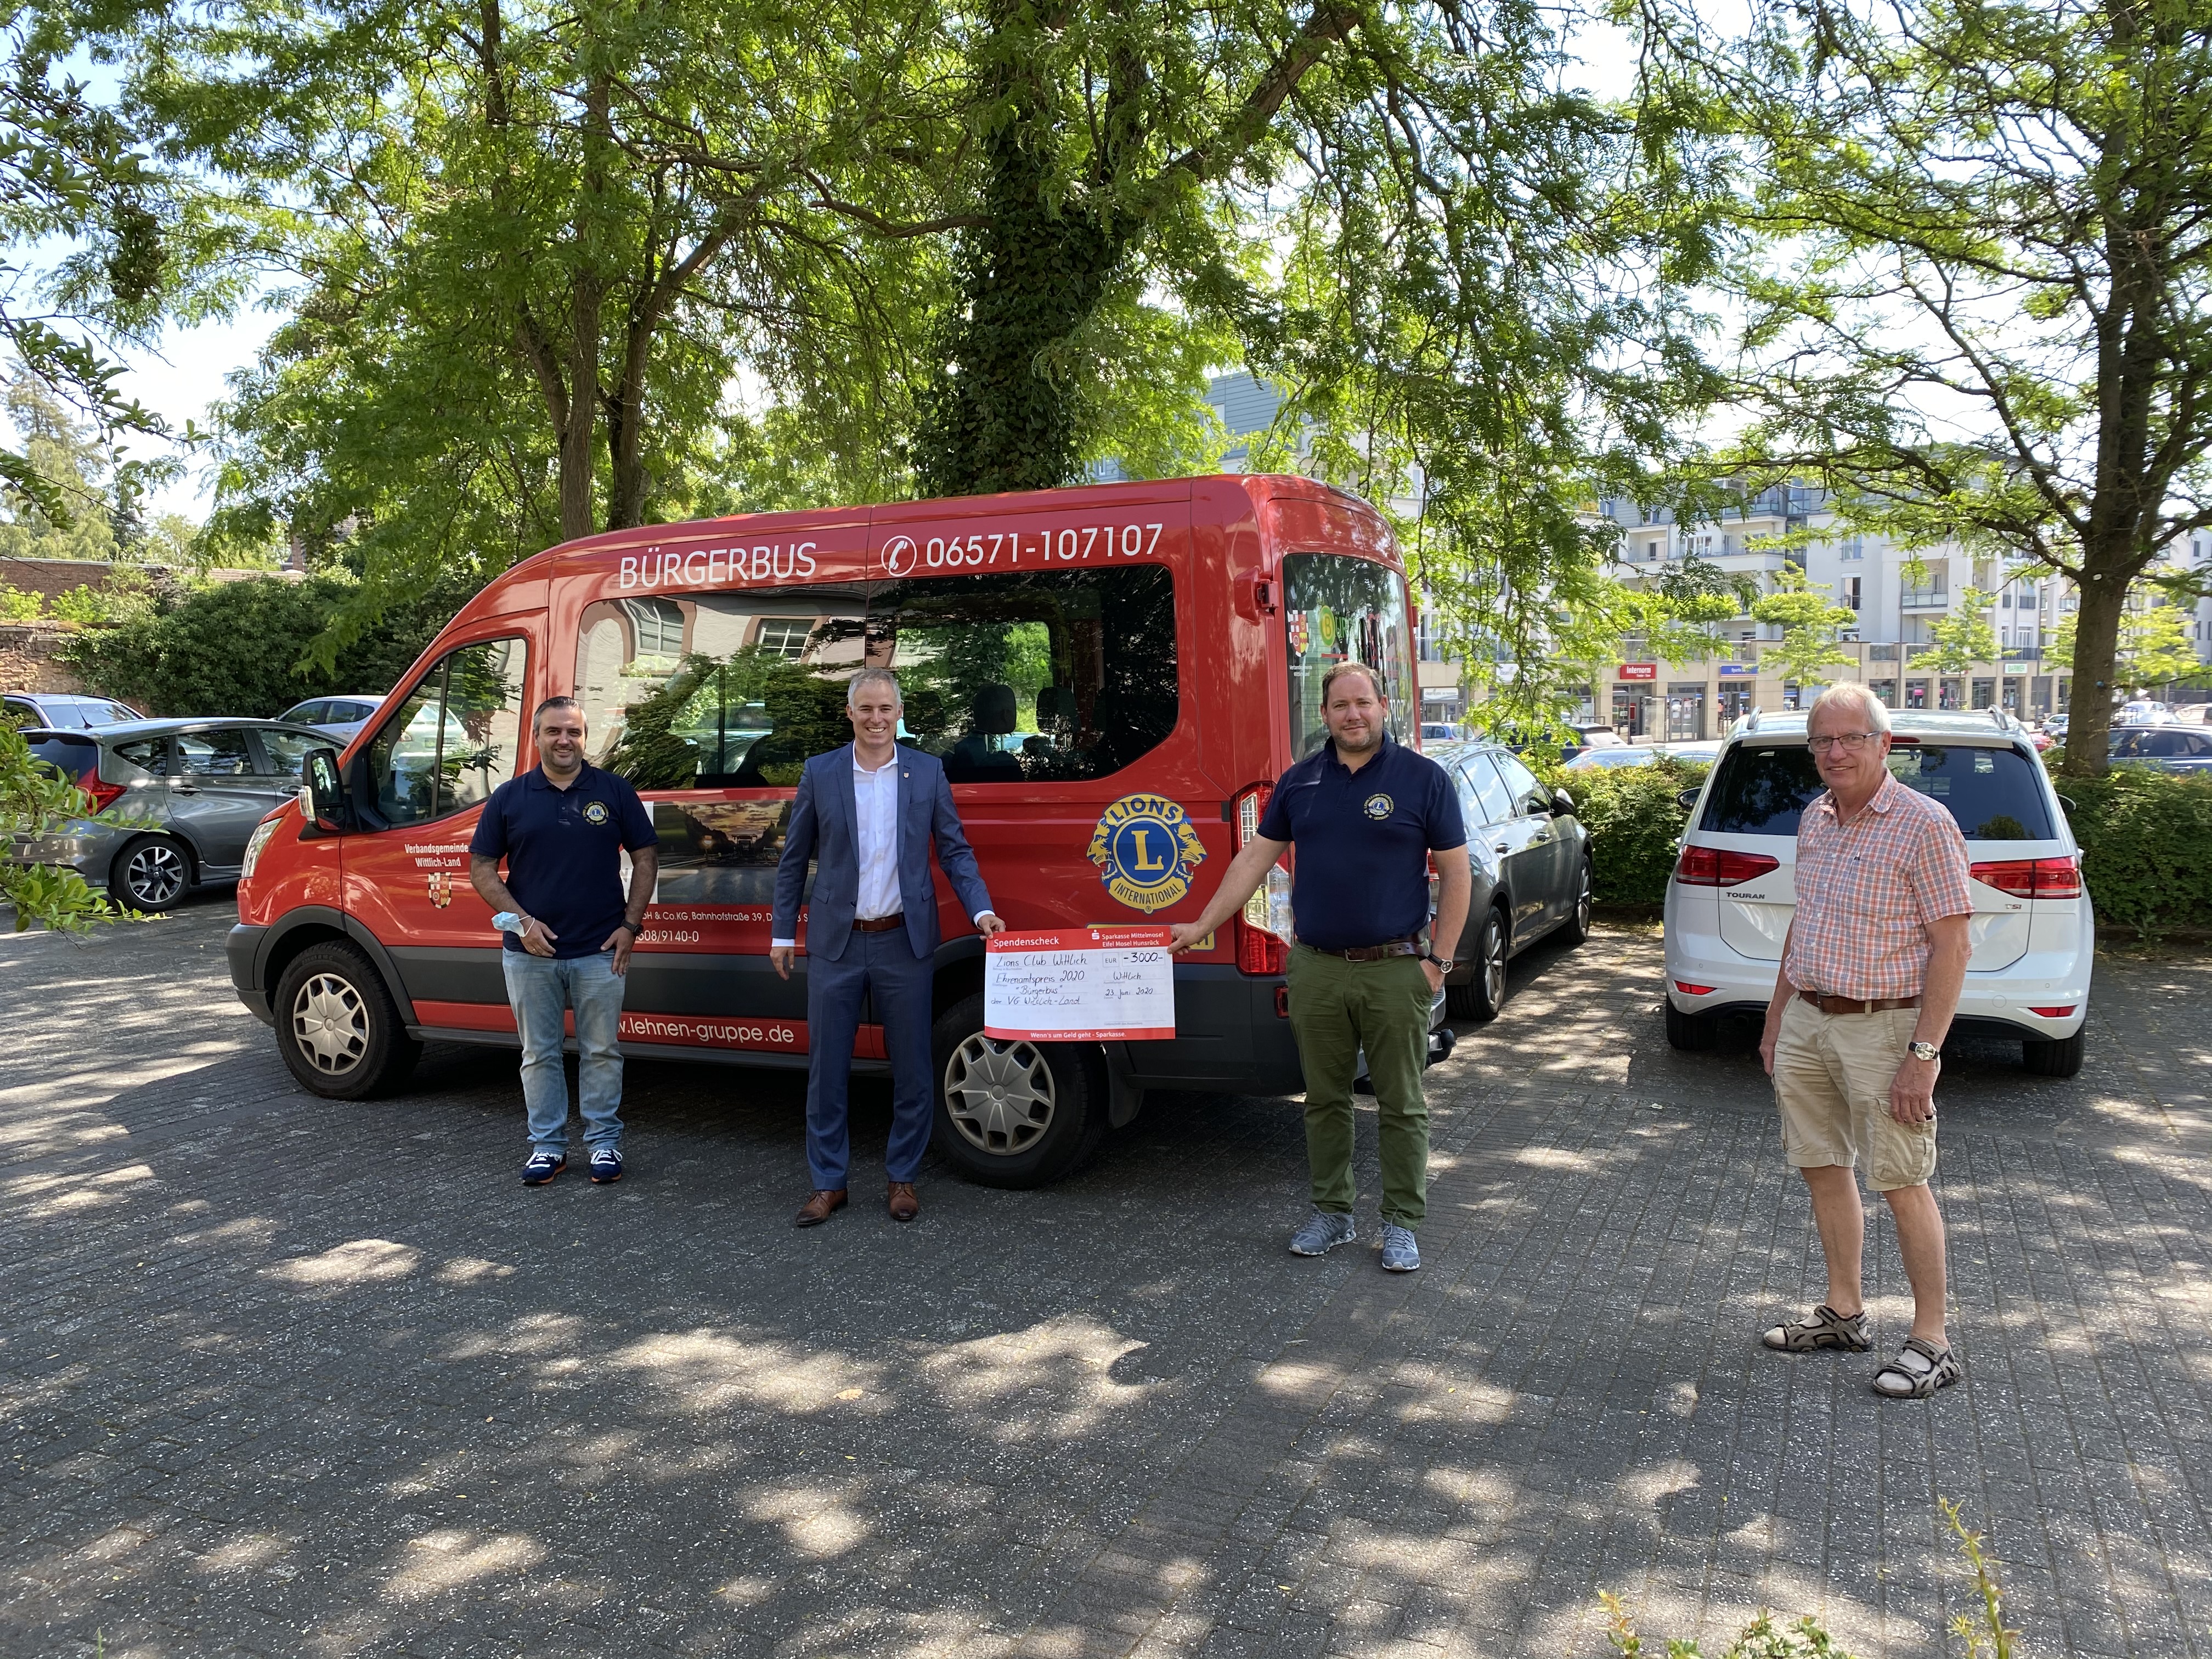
[4, 896, 2210, 1658]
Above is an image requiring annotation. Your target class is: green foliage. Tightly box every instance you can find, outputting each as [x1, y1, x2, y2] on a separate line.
[1940, 1498, 2020, 1659]
[1561, 758, 1711, 907]
[1750, 568, 1857, 685]
[0, 582, 42, 621]
[1659, 0, 2212, 778]
[1923, 590, 2000, 674]
[61, 574, 476, 718]
[0, 724, 124, 933]
[2057, 769, 2212, 938]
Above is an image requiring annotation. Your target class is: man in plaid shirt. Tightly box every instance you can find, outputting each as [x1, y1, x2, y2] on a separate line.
[1757, 682, 1974, 1398]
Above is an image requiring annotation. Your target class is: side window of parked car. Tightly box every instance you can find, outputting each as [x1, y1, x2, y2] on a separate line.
[366, 637, 529, 826]
[1458, 757, 1515, 826]
[177, 730, 256, 775]
[1492, 750, 1553, 817]
[259, 729, 321, 781]
[112, 737, 171, 776]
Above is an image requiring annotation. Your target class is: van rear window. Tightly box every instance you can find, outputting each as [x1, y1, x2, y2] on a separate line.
[27, 735, 98, 782]
[578, 567, 1180, 789]
[1700, 742, 2055, 839]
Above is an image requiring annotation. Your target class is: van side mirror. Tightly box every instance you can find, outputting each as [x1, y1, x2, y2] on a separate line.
[304, 747, 351, 833]
[1676, 787, 1701, 811]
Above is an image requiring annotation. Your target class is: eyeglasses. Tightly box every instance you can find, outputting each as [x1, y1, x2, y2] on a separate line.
[1808, 732, 1881, 754]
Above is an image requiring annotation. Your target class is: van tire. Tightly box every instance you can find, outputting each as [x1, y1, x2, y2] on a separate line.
[111, 834, 192, 911]
[931, 991, 1107, 1188]
[1665, 999, 1719, 1051]
[1446, 906, 1509, 1022]
[2022, 1029, 2085, 1078]
[274, 941, 421, 1099]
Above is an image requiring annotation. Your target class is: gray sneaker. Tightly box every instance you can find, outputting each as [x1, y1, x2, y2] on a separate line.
[1379, 1223, 1420, 1272]
[1289, 1210, 1357, 1256]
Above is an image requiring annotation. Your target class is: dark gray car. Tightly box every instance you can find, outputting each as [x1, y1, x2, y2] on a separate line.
[17, 719, 330, 909]
[1426, 740, 1594, 1020]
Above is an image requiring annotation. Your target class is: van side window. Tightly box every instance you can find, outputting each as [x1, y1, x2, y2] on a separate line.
[365, 638, 528, 826]
[577, 568, 1180, 788]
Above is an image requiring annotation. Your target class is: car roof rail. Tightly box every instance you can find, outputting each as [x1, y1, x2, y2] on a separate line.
[1987, 706, 2016, 732]
[1744, 707, 1762, 731]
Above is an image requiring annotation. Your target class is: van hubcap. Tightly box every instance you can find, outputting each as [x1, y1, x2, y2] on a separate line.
[292, 973, 368, 1074]
[125, 842, 187, 907]
[944, 1035, 1056, 1156]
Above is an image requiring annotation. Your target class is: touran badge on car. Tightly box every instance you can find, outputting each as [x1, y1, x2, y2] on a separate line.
[1088, 794, 1207, 913]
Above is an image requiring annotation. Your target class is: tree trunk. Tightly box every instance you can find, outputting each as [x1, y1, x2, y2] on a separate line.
[2059, 558, 2129, 779]
[558, 69, 615, 541]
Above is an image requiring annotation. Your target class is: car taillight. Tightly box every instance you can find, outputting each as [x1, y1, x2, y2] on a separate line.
[1233, 782, 1291, 975]
[1674, 980, 1716, 995]
[1673, 847, 1782, 887]
[2029, 1005, 2076, 1018]
[79, 775, 125, 814]
[1968, 856, 2080, 899]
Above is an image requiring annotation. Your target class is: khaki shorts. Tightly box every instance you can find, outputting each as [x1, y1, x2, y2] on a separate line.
[1771, 995, 1938, 1192]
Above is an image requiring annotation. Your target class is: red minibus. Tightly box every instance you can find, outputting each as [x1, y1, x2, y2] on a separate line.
[228, 474, 1444, 1186]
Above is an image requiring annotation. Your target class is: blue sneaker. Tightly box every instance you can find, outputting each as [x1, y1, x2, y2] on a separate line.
[589, 1146, 624, 1186]
[1289, 1210, 1357, 1256]
[522, 1149, 566, 1186]
[1379, 1223, 1420, 1272]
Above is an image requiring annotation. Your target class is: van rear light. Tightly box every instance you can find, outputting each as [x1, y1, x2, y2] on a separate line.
[1673, 847, 1781, 887]
[1674, 980, 1716, 995]
[79, 776, 126, 814]
[2029, 1005, 2076, 1018]
[1969, 856, 2080, 899]
[1233, 781, 1294, 974]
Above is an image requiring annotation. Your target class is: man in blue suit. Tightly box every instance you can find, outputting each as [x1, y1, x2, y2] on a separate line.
[770, 667, 1003, 1226]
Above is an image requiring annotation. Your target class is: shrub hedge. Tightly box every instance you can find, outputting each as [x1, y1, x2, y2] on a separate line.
[1551, 751, 2212, 936]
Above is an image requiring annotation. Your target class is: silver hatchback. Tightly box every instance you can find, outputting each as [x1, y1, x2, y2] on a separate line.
[18, 719, 331, 909]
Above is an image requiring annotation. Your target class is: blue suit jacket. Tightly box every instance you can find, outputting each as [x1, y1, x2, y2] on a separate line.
[771, 744, 995, 962]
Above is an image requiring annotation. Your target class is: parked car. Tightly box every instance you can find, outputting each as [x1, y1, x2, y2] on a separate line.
[1664, 708, 2090, 1077]
[4, 692, 144, 730]
[2108, 724, 2212, 772]
[2041, 713, 2069, 740]
[1426, 740, 1593, 1020]
[274, 694, 388, 744]
[1563, 740, 1722, 771]
[1419, 721, 1462, 742]
[2172, 703, 2211, 726]
[14, 718, 332, 909]
[1576, 724, 1628, 749]
[2118, 699, 2175, 724]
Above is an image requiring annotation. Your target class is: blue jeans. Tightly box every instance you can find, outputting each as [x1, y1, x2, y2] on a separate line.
[804, 928, 934, 1189]
[502, 949, 627, 1152]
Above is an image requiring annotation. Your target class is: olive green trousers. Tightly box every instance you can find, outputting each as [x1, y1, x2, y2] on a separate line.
[1285, 944, 1431, 1228]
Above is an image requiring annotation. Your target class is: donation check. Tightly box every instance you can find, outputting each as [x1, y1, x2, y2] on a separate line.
[984, 928, 1176, 1042]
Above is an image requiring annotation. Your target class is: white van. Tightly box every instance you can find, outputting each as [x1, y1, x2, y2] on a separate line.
[1663, 708, 2091, 1077]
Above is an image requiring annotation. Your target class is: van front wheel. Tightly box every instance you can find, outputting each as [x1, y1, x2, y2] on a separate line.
[931, 992, 1107, 1188]
[274, 941, 421, 1099]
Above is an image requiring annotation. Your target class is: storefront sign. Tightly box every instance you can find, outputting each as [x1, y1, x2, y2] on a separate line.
[1717, 663, 1756, 676]
[1617, 663, 1658, 681]
[2002, 662, 2032, 675]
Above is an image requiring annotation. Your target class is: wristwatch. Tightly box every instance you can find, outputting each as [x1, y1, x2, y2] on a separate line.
[1908, 1040, 1939, 1062]
[619, 920, 644, 938]
[1422, 952, 1448, 970]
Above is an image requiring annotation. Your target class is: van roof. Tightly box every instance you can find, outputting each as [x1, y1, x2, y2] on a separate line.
[1725, 708, 2029, 744]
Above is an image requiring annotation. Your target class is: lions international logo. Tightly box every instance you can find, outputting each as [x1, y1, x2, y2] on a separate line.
[1087, 794, 1207, 913]
[584, 800, 610, 826]
[1363, 792, 1394, 821]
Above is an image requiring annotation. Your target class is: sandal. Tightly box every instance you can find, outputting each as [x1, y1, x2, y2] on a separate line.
[1871, 1336, 1961, 1398]
[1762, 1303, 1871, 1352]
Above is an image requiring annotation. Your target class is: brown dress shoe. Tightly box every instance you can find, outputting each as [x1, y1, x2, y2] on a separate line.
[887, 1181, 920, 1223]
[793, 1189, 848, 1228]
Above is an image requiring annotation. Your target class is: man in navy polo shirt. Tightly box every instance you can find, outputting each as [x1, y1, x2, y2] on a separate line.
[469, 697, 659, 1187]
[1170, 662, 1470, 1271]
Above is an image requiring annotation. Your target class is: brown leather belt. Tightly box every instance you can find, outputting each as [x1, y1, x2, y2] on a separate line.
[1307, 935, 1421, 962]
[1799, 989, 1921, 1015]
[852, 913, 906, 933]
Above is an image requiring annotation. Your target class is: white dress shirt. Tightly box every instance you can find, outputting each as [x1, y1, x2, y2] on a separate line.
[771, 749, 996, 948]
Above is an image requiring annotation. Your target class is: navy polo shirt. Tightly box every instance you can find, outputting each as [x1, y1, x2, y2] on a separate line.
[469, 764, 658, 957]
[1256, 734, 1467, 951]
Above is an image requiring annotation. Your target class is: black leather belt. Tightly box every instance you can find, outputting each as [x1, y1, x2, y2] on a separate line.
[1306, 936, 1420, 962]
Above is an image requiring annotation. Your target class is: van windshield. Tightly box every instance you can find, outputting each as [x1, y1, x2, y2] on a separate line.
[577, 565, 1180, 789]
[1282, 554, 1415, 760]
[1700, 742, 2056, 839]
